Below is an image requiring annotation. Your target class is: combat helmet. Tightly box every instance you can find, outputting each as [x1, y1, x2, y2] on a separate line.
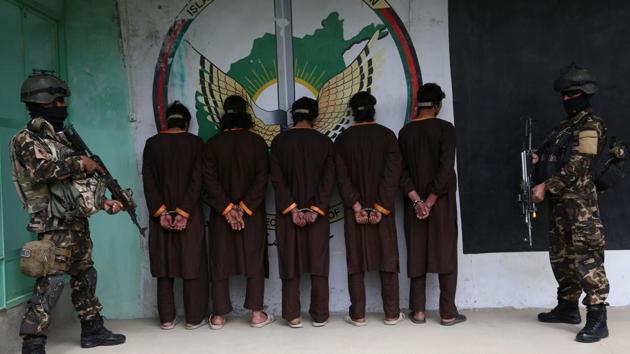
[553, 63, 598, 95]
[20, 69, 71, 104]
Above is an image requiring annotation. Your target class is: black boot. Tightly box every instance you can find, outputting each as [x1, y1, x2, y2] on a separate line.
[538, 298, 581, 324]
[80, 314, 126, 348]
[576, 304, 608, 343]
[22, 335, 46, 354]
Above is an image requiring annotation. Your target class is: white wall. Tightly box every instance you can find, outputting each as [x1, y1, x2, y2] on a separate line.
[118, 0, 630, 318]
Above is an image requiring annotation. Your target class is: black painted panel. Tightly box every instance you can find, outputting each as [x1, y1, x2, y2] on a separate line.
[449, 0, 630, 253]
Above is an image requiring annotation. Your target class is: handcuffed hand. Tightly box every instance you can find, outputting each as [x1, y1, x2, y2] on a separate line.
[415, 202, 431, 220]
[225, 208, 245, 231]
[103, 199, 123, 214]
[159, 213, 173, 229]
[172, 214, 188, 231]
[354, 209, 369, 224]
[291, 209, 307, 227]
[305, 211, 318, 224]
[413, 201, 426, 219]
[368, 210, 382, 224]
[352, 202, 368, 224]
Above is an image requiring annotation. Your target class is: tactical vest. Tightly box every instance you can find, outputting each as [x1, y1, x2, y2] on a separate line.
[534, 113, 587, 184]
[10, 119, 105, 227]
[535, 112, 626, 192]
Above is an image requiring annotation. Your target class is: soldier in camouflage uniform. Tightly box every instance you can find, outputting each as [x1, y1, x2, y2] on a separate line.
[532, 63, 609, 343]
[13, 70, 126, 354]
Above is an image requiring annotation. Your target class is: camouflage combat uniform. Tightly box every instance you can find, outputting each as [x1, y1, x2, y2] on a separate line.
[11, 118, 103, 336]
[543, 109, 609, 306]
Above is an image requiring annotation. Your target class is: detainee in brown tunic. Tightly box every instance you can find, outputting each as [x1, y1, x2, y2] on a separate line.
[270, 97, 336, 327]
[334, 92, 404, 325]
[399, 83, 465, 325]
[142, 101, 209, 328]
[203, 96, 273, 328]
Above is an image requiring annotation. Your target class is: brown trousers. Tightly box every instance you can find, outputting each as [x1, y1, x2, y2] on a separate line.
[348, 271, 399, 320]
[157, 274, 209, 325]
[410, 272, 458, 319]
[211, 276, 265, 315]
[282, 275, 329, 323]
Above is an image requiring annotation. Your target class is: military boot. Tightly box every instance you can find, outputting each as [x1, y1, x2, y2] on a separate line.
[576, 304, 608, 343]
[538, 298, 581, 324]
[22, 335, 46, 354]
[80, 314, 126, 348]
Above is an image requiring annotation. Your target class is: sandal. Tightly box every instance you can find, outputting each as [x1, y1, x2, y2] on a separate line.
[440, 314, 467, 326]
[344, 315, 367, 327]
[209, 315, 226, 330]
[409, 312, 426, 324]
[288, 318, 303, 328]
[384, 313, 405, 325]
[250, 312, 275, 328]
[160, 318, 178, 330]
[184, 318, 208, 330]
[312, 319, 328, 327]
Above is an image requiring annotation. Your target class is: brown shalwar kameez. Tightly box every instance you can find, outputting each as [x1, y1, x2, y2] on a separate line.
[398, 118, 459, 319]
[334, 122, 402, 319]
[203, 129, 269, 315]
[142, 130, 209, 325]
[270, 128, 335, 322]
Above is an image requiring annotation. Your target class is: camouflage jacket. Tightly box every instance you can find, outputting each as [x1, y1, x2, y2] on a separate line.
[10, 118, 89, 232]
[544, 109, 607, 199]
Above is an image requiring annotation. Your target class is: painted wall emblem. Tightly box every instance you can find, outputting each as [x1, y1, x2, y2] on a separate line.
[152, 0, 422, 228]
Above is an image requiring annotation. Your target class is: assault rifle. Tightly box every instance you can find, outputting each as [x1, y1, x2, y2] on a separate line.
[65, 125, 147, 237]
[517, 116, 537, 248]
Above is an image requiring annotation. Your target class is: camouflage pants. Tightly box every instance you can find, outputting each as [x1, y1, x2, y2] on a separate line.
[549, 196, 609, 306]
[20, 228, 103, 336]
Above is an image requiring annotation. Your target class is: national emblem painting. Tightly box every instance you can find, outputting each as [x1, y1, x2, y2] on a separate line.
[152, 0, 422, 230]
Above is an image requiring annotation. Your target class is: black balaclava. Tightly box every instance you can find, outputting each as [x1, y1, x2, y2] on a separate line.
[27, 104, 68, 132]
[563, 93, 590, 116]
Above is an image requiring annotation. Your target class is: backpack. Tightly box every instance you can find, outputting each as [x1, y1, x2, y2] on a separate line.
[593, 137, 628, 192]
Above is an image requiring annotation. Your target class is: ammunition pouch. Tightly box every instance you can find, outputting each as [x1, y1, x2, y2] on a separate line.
[534, 137, 574, 184]
[593, 139, 628, 192]
[19, 236, 71, 278]
[49, 177, 106, 221]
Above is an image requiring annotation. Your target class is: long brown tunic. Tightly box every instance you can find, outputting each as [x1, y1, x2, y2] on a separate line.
[270, 128, 336, 279]
[334, 122, 402, 274]
[142, 131, 206, 279]
[203, 129, 269, 281]
[399, 118, 458, 276]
